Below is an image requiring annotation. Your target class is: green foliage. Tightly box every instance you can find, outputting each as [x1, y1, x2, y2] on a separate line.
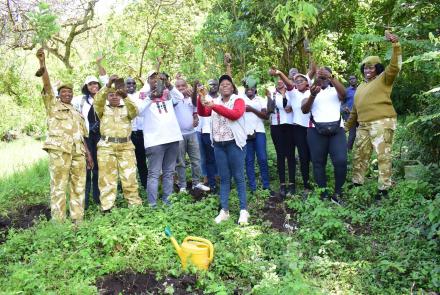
[0, 95, 45, 140]
[1, 135, 439, 293]
[0, 159, 49, 216]
[26, 2, 60, 45]
[274, 0, 318, 36]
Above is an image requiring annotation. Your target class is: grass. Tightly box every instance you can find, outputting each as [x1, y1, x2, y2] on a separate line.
[0, 136, 47, 180]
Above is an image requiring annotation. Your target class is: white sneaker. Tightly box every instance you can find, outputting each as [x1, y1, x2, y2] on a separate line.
[214, 209, 229, 224]
[194, 182, 211, 192]
[179, 187, 187, 193]
[238, 210, 250, 225]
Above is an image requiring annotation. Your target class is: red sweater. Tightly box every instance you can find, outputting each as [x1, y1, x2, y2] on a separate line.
[197, 96, 245, 120]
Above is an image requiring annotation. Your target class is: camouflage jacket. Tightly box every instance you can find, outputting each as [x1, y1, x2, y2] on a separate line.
[94, 86, 138, 140]
[42, 89, 87, 155]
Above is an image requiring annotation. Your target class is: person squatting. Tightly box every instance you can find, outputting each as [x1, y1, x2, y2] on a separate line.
[37, 30, 402, 226]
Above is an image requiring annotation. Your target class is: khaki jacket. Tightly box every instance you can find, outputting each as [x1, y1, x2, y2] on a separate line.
[42, 89, 87, 155]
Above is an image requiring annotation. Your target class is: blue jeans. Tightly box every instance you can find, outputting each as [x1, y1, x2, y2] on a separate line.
[196, 132, 206, 176]
[176, 133, 202, 188]
[145, 141, 179, 205]
[245, 132, 270, 191]
[199, 133, 217, 189]
[307, 127, 347, 195]
[214, 140, 247, 210]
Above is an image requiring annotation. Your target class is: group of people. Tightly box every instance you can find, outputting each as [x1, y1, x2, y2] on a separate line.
[37, 30, 401, 226]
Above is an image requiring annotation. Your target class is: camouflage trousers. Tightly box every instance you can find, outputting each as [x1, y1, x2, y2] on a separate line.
[97, 142, 142, 211]
[352, 117, 397, 190]
[48, 149, 86, 222]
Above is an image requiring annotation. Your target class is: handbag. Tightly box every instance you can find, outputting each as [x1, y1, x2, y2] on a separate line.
[310, 112, 341, 136]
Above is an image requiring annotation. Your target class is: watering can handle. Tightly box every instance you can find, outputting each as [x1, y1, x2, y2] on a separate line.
[184, 236, 214, 263]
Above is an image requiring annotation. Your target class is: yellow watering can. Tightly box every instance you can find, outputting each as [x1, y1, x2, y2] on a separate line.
[165, 226, 214, 270]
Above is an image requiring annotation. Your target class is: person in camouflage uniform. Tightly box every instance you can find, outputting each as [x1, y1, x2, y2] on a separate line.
[345, 31, 402, 199]
[36, 48, 93, 223]
[94, 75, 142, 212]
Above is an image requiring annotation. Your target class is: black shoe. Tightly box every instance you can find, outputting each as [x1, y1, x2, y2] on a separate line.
[288, 184, 295, 196]
[375, 189, 388, 201]
[279, 185, 287, 199]
[102, 209, 112, 214]
[330, 193, 344, 206]
[304, 183, 312, 190]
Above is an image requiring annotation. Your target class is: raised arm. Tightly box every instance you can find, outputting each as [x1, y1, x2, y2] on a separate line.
[94, 76, 118, 119]
[307, 59, 317, 80]
[269, 67, 294, 90]
[36, 48, 55, 112]
[224, 53, 232, 77]
[96, 55, 107, 77]
[383, 32, 402, 85]
[317, 68, 346, 101]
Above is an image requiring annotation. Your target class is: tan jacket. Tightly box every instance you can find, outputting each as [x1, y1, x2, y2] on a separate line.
[94, 86, 138, 147]
[42, 89, 87, 155]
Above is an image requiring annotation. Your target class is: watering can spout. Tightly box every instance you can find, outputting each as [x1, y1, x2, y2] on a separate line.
[165, 226, 184, 261]
[170, 236, 184, 260]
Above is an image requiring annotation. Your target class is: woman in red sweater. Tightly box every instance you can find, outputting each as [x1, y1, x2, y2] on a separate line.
[197, 75, 249, 225]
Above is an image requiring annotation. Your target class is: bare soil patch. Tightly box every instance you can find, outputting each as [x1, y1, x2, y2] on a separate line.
[262, 194, 298, 233]
[96, 270, 201, 295]
[0, 204, 50, 243]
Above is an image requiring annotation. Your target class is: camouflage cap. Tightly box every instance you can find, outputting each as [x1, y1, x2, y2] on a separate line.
[361, 56, 382, 66]
[57, 83, 74, 93]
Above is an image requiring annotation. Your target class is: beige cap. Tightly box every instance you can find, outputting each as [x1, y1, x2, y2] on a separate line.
[361, 56, 382, 66]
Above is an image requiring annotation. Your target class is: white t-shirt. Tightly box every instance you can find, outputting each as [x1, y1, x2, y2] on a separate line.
[174, 96, 196, 135]
[128, 92, 145, 131]
[244, 95, 267, 134]
[269, 90, 293, 125]
[308, 86, 343, 127]
[198, 94, 216, 134]
[288, 89, 311, 127]
[138, 87, 183, 148]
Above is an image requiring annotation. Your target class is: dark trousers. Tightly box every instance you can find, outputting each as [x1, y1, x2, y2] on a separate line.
[307, 127, 347, 195]
[347, 125, 357, 150]
[85, 133, 100, 208]
[245, 132, 270, 191]
[270, 124, 295, 184]
[200, 133, 217, 189]
[131, 130, 148, 189]
[292, 125, 311, 188]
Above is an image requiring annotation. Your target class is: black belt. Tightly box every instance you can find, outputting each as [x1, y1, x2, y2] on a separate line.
[213, 139, 235, 146]
[101, 136, 130, 143]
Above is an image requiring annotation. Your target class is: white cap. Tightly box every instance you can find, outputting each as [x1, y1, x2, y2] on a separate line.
[84, 75, 99, 85]
[146, 70, 158, 80]
[293, 73, 311, 85]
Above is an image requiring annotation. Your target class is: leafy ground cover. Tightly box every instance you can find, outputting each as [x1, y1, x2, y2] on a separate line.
[0, 140, 439, 294]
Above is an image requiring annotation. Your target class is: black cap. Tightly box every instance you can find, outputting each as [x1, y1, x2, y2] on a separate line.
[219, 74, 238, 94]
